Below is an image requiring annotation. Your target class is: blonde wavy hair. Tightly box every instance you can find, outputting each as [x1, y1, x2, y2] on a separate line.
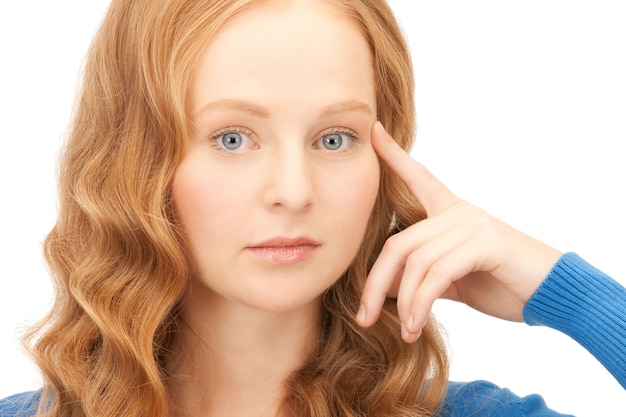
[23, 0, 449, 416]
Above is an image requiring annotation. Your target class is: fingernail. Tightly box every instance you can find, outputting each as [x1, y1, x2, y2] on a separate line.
[356, 304, 367, 324]
[401, 322, 410, 340]
[406, 314, 414, 331]
[374, 121, 387, 137]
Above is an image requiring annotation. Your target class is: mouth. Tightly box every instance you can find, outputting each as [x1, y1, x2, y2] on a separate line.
[245, 237, 321, 264]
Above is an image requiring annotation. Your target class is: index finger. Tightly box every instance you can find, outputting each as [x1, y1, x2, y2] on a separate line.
[371, 121, 458, 215]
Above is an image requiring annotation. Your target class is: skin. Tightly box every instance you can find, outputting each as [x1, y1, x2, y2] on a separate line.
[170, 0, 562, 414]
[358, 122, 562, 343]
[170, 1, 378, 415]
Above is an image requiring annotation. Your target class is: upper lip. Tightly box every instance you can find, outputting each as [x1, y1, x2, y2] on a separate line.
[247, 237, 321, 248]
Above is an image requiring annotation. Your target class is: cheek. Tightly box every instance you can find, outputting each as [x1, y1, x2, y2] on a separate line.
[316, 156, 379, 280]
[323, 155, 380, 236]
[171, 157, 240, 242]
[172, 163, 209, 232]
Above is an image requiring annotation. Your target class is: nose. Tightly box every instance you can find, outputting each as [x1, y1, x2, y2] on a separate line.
[263, 147, 315, 212]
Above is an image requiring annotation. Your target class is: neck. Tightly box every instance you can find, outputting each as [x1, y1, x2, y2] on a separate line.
[169, 283, 322, 417]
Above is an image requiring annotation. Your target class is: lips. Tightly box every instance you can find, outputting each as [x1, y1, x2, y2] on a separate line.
[245, 237, 320, 264]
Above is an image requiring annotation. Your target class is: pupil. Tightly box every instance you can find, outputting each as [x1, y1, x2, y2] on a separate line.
[324, 134, 342, 150]
[222, 133, 242, 150]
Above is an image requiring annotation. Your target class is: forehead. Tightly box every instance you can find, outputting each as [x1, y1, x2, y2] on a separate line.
[190, 1, 376, 114]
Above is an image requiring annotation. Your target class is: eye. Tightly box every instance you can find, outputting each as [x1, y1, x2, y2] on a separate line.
[222, 132, 245, 150]
[316, 128, 360, 152]
[209, 127, 256, 152]
[321, 133, 343, 150]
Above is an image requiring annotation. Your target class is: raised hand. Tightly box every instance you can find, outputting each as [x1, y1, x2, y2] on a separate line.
[357, 122, 562, 343]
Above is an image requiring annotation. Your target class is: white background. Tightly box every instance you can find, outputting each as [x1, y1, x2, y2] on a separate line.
[0, 1, 624, 415]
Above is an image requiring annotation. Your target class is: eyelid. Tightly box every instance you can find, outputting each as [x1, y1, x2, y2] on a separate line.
[315, 126, 362, 151]
[320, 126, 359, 137]
[208, 126, 255, 140]
[208, 126, 257, 152]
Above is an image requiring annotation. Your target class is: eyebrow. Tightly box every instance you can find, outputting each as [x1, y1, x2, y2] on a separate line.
[318, 100, 375, 118]
[197, 99, 270, 118]
[196, 98, 375, 119]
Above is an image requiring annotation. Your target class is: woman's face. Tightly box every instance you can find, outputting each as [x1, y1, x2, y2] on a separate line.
[172, 1, 379, 315]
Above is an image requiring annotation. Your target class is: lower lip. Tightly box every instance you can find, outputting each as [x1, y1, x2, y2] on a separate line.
[245, 244, 319, 264]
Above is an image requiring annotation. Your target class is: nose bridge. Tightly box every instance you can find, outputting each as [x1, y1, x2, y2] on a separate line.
[264, 142, 315, 210]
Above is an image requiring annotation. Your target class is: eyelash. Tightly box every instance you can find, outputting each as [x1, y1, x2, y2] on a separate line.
[316, 127, 362, 151]
[209, 126, 254, 140]
[208, 126, 255, 151]
[206, 126, 362, 152]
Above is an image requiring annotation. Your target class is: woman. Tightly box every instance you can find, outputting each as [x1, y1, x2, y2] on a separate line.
[0, 0, 624, 416]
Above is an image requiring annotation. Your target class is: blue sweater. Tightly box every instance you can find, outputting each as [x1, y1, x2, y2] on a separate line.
[1, 253, 624, 416]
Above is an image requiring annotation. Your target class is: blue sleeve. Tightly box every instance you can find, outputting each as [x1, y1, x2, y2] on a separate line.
[0, 392, 39, 417]
[442, 381, 573, 416]
[523, 252, 626, 389]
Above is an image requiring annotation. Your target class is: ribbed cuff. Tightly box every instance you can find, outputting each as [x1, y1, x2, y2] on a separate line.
[523, 252, 626, 389]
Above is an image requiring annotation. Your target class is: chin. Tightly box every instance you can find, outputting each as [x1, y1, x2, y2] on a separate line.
[235, 278, 333, 315]
[241, 289, 326, 315]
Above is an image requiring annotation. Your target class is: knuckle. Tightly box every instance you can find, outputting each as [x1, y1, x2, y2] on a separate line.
[404, 251, 424, 271]
[426, 260, 450, 282]
[383, 233, 403, 253]
[412, 281, 442, 309]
